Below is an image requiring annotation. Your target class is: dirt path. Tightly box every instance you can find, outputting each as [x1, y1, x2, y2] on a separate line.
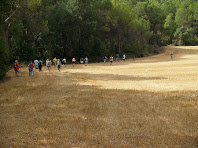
[0, 46, 198, 147]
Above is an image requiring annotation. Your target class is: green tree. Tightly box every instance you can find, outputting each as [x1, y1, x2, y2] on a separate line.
[164, 13, 177, 44]
[0, 33, 9, 79]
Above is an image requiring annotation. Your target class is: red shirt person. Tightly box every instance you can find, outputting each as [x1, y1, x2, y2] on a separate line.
[14, 60, 20, 76]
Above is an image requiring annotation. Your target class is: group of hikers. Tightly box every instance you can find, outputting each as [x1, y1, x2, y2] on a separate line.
[104, 54, 135, 65]
[38, 56, 89, 74]
[14, 56, 89, 77]
[14, 52, 174, 77]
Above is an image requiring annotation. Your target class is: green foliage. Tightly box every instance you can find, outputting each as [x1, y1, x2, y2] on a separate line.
[0, 35, 9, 80]
[175, 2, 193, 28]
[135, 1, 166, 45]
[174, 27, 198, 45]
[164, 13, 177, 44]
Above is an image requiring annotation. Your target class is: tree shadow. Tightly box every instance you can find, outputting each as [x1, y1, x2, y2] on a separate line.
[0, 75, 11, 83]
[1, 71, 198, 147]
[69, 73, 166, 81]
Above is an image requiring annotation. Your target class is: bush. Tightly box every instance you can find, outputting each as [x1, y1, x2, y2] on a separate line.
[0, 36, 9, 80]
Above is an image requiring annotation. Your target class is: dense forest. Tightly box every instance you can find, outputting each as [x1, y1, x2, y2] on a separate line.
[0, 0, 198, 79]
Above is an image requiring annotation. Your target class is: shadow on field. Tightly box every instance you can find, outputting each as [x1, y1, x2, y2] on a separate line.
[0, 75, 11, 83]
[73, 73, 166, 81]
[1, 72, 198, 147]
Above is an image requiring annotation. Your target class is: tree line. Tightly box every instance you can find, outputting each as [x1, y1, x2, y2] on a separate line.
[0, 0, 198, 79]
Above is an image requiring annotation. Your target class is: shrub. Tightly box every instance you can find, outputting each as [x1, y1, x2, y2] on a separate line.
[0, 36, 9, 80]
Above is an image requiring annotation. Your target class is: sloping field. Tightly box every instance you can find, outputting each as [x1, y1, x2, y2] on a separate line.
[0, 46, 198, 147]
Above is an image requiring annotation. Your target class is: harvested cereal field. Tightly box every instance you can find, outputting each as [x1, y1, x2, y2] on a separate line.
[0, 46, 198, 147]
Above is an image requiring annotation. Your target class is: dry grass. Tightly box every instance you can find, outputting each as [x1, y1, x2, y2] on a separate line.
[0, 46, 198, 147]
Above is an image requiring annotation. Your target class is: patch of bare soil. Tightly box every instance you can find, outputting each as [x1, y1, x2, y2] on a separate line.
[0, 46, 198, 147]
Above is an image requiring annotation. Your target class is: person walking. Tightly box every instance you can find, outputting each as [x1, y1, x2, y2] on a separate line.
[53, 57, 57, 67]
[72, 58, 76, 67]
[116, 53, 119, 62]
[80, 58, 84, 65]
[38, 60, 42, 72]
[47, 60, 52, 72]
[132, 55, 135, 62]
[62, 58, 66, 66]
[14, 60, 20, 76]
[103, 56, 107, 63]
[57, 59, 61, 71]
[34, 59, 39, 69]
[170, 51, 174, 60]
[110, 55, 113, 65]
[84, 56, 88, 66]
[28, 61, 34, 77]
[122, 54, 126, 62]
[46, 59, 48, 69]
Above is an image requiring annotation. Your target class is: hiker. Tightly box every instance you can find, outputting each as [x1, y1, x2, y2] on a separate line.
[84, 56, 88, 66]
[110, 55, 113, 65]
[170, 51, 174, 59]
[122, 54, 126, 62]
[72, 58, 76, 67]
[80, 58, 84, 65]
[116, 53, 119, 62]
[53, 57, 57, 67]
[62, 58, 66, 66]
[14, 60, 20, 76]
[132, 55, 135, 62]
[38, 60, 42, 72]
[57, 59, 61, 71]
[103, 56, 107, 63]
[46, 59, 48, 69]
[28, 61, 34, 77]
[34, 59, 39, 69]
[47, 60, 52, 72]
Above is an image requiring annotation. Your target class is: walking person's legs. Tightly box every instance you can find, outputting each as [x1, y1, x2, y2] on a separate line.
[15, 69, 18, 76]
[31, 70, 34, 77]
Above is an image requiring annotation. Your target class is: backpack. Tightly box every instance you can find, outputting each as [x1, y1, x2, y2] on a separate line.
[14, 63, 16, 69]
[29, 63, 34, 69]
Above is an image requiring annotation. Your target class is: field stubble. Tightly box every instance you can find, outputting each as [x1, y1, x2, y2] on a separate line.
[0, 46, 198, 147]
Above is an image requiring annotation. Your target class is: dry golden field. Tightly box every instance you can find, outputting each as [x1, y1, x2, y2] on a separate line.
[0, 46, 198, 147]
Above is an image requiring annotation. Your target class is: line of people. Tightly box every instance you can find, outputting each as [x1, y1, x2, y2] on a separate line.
[14, 60, 42, 77]
[13, 54, 136, 77]
[103, 54, 135, 65]
[14, 54, 131, 77]
[50, 56, 89, 68]
[13, 52, 175, 77]
[14, 53, 174, 77]
[44, 56, 89, 72]
[26, 56, 89, 76]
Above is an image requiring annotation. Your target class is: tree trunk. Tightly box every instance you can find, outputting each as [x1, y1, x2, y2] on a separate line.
[4, 22, 12, 50]
[78, 27, 81, 53]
